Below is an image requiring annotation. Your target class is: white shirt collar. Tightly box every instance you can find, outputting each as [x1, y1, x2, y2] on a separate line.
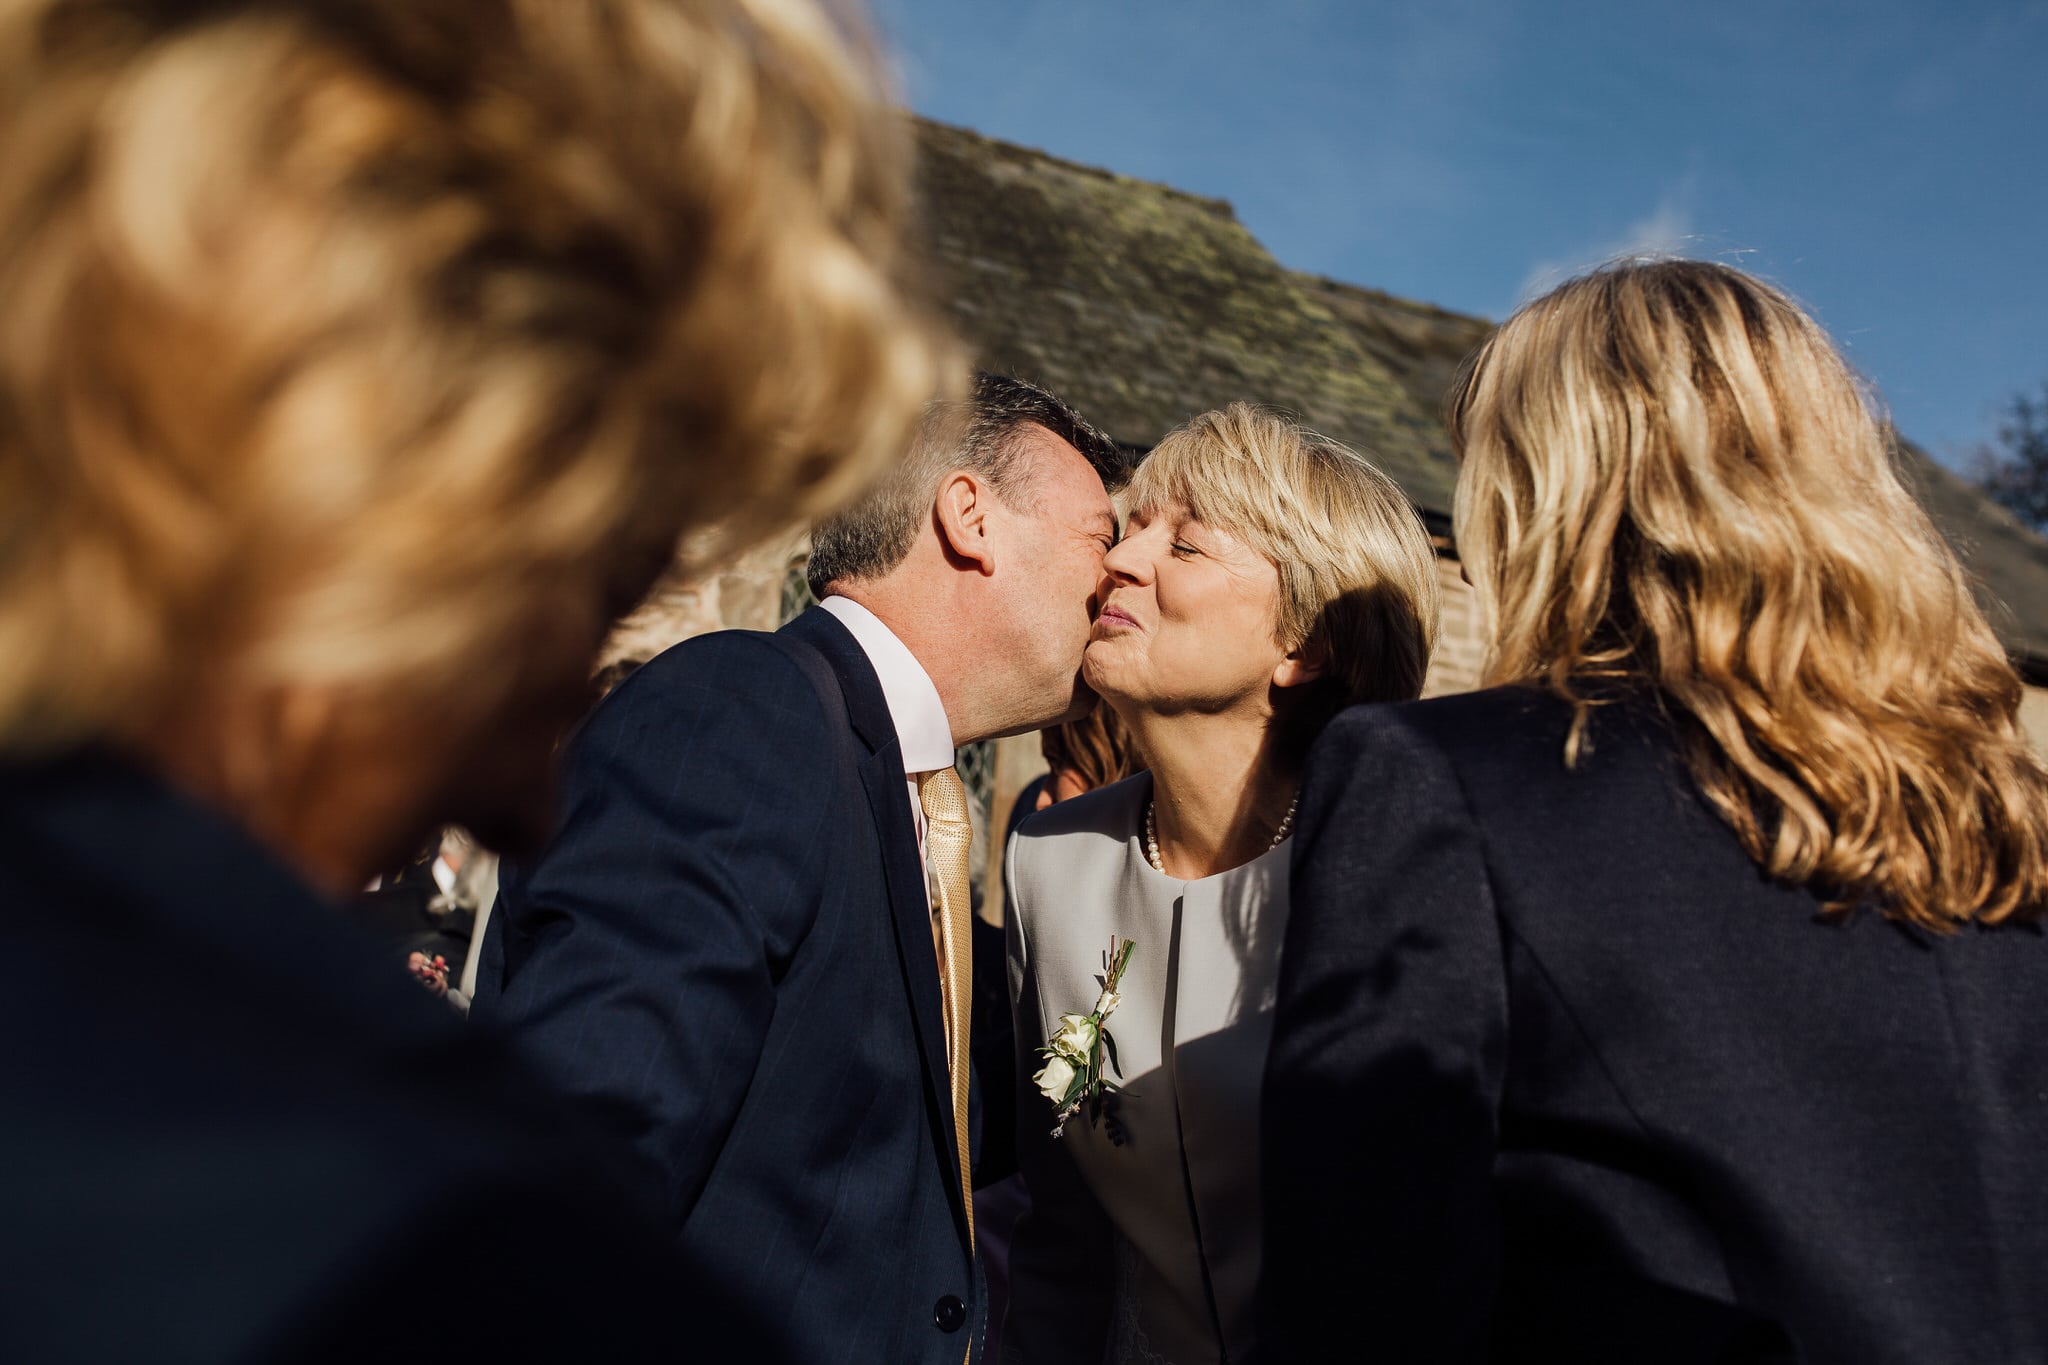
[819, 595, 955, 776]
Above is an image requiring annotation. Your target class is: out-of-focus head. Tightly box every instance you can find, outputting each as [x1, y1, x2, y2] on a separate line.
[1449, 257, 2048, 928]
[1087, 402, 1440, 757]
[807, 373, 1126, 739]
[0, 0, 955, 887]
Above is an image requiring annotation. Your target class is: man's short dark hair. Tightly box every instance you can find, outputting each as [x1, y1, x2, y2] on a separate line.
[805, 372, 1125, 597]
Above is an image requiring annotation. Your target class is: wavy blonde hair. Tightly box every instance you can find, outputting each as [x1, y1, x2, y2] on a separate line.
[0, 0, 955, 752]
[1449, 259, 2048, 929]
[1132, 403, 1441, 743]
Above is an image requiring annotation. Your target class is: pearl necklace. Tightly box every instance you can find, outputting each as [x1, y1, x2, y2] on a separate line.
[1144, 792, 1300, 875]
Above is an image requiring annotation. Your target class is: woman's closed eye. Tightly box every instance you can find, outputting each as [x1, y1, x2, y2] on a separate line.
[1171, 540, 1201, 558]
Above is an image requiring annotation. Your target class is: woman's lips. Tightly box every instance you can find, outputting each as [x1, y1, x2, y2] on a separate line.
[1095, 604, 1140, 632]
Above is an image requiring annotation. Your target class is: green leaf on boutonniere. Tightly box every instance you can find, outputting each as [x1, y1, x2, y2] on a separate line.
[1102, 1027, 1122, 1080]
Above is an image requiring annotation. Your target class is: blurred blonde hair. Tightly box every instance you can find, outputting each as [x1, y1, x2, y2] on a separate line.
[1449, 258, 2048, 929]
[1130, 402, 1441, 741]
[0, 0, 955, 752]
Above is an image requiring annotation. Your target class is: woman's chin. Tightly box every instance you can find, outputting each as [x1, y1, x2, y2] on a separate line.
[1080, 645, 1133, 705]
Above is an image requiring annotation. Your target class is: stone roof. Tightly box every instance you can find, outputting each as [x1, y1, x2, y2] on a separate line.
[913, 120, 1434, 497]
[1893, 442, 2048, 668]
[1288, 273, 1494, 528]
[911, 117, 2048, 672]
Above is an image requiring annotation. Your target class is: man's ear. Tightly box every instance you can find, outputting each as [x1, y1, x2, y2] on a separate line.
[1272, 638, 1327, 690]
[934, 470, 996, 574]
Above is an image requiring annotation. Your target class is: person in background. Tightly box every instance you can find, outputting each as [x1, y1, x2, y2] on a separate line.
[0, 1, 949, 1360]
[399, 828, 500, 1012]
[1005, 706, 1141, 841]
[366, 831, 470, 996]
[1004, 403, 1441, 1364]
[1262, 260, 2048, 1364]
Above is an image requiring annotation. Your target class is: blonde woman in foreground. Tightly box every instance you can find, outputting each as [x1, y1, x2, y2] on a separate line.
[1003, 404, 1441, 1365]
[1261, 260, 2048, 1365]
[0, 0, 948, 1360]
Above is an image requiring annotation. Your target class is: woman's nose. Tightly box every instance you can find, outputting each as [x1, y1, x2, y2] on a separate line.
[1101, 531, 1148, 585]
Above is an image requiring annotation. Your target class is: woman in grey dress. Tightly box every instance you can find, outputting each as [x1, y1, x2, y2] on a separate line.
[1002, 403, 1442, 1364]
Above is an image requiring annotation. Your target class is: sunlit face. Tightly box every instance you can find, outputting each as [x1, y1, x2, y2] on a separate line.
[987, 424, 1119, 728]
[1083, 500, 1290, 716]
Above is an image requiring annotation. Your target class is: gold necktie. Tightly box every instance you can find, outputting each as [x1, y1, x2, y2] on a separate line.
[917, 766, 975, 1251]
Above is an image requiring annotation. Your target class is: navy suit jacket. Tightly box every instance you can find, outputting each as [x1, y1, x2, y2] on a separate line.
[0, 750, 704, 1363]
[477, 606, 983, 1364]
[1262, 687, 2048, 1365]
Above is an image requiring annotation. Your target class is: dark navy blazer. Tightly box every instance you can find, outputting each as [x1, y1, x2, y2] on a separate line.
[1262, 687, 2048, 1365]
[0, 750, 702, 1363]
[477, 606, 983, 1364]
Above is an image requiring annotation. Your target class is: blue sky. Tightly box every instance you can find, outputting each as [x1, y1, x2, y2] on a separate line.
[872, 0, 2048, 469]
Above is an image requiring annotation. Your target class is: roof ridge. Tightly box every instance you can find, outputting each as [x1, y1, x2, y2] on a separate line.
[1293, 269, 1490, 327]
[911, 115, 1238, 222]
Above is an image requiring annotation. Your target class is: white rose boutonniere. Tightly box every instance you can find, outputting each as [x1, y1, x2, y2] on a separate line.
[1037, 935, 1136, 1137]
[1051, 1012, 1099, 1057]
[1031, 1053, 1077, 1104]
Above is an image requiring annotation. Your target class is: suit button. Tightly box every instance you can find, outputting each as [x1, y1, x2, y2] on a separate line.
[934, 1295, 966, 1333]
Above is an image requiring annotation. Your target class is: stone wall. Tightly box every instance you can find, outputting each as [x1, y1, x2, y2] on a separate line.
[982, 731, 1051, 927]
[598, 532, 810, 670]
[2018, 686, 2048, 755]
[1422, 551, 1486, 698]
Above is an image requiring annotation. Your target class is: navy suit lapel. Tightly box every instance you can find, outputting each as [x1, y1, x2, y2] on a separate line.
[780, 609, 971, 1245]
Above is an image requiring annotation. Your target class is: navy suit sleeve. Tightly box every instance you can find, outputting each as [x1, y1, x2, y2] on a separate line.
[1260, 705, 1509, 1363]
[482, 636, 837, 1230]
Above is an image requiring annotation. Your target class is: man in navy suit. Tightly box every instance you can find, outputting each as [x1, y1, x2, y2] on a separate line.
[476, 375, 1125, 1363]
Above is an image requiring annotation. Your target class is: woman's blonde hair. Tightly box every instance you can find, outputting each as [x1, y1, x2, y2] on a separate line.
[1450, 258, 2048, 929]
[1130, 403, 1441, 740]
[0, 0, 955, 752]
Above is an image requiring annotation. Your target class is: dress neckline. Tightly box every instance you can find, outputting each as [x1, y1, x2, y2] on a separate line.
[1125, 771, 1292, 887]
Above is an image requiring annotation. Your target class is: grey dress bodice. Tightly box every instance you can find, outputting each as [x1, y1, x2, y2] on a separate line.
[1003, 773, 1289, 1365]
